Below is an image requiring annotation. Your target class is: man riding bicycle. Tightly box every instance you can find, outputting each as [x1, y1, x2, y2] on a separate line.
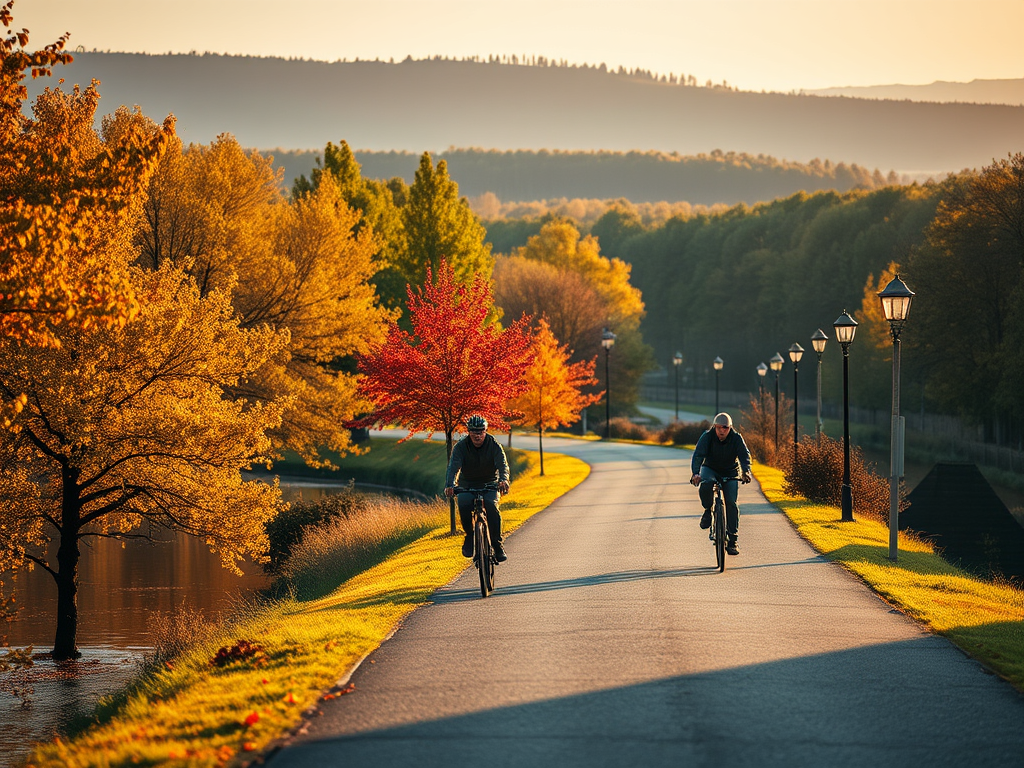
[690, 412, 752, 556]
[444, 415, 511, 562]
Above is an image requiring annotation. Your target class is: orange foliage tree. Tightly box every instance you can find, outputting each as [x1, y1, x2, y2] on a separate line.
[507, 318, 602, 475]
[1, 1, 173, 427]
[356, 261, 533, 531]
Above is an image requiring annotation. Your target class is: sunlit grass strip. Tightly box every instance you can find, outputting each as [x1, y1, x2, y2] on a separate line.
[26, 450, 589, 768]
[755, 461, 1024, 691]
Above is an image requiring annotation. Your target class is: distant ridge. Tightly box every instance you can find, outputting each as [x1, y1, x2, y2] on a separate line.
[805, 78, 1024, 106]
[30, 52, 1023, 175]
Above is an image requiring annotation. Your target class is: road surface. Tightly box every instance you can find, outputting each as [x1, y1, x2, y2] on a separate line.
[269, 437, 1024, 767]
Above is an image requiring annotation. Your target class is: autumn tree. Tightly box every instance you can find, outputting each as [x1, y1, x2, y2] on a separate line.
[132, 132, 394, 466]
[292, 139, 409, 312]
[356, 261, 533, 532]
[403, 152, 493, 285]
[503, 219, 653, 413]
[0, 264, 286, 660]
[507, 318, 602, 474]
[1, 3, 173, 425]
[906, 153, 1024, 436]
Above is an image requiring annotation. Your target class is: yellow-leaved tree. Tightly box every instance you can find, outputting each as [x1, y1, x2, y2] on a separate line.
[0, 264, 287, 660]
[133, 132, 394, 465]
[0, 3, 173, 356]
[507, 318, 603, 475]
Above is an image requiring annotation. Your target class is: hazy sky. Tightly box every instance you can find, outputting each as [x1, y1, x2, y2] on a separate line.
[17, 0, 1024, 92]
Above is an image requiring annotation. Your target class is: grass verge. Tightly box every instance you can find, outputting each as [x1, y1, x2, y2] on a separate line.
[755, 460, 1024, 691]
[25, 448, 588, 768]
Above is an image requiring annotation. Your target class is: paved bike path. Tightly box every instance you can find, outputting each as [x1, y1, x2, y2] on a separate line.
[269, 438, 1024, 767]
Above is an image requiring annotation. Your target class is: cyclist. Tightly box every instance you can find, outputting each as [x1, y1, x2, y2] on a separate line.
[689, 412, 752, 556]
[444, 415, 511, 562]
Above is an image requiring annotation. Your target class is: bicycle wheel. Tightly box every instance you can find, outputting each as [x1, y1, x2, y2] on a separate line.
[475, 520, 491, 597]
[714, 498, 726, 573]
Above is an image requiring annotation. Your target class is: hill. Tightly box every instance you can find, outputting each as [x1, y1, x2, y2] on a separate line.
[806, 78, 1024, 106]
[272, 148, 893, 206]
[32, 52, 1023, 176]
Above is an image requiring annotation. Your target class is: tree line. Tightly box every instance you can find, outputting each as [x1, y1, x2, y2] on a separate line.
[272, 148, 895, 207]
[569, 159, 1023, 446]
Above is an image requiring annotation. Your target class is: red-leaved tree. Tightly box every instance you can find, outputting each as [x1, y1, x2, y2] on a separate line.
[357, 261, 533, 531]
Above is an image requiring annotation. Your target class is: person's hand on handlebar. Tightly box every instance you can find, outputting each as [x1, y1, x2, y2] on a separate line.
[742, 471, 752, 484]
[499, 480, 510, 494]
[444, 486, 454, 499]
[690, 473, 700, 487]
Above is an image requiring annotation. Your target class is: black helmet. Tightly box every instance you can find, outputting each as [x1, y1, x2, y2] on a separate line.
[466, 415, 488, 431]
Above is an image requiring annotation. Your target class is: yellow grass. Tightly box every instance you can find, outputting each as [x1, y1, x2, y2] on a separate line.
[755, 461, 1024, 690]
[26, 450, 589, 768]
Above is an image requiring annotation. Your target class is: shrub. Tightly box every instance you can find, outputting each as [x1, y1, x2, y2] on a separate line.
[603, 417, 656, 441]
[784, 434, 901, 521]
[657, 419, 711, 446]
[263, 484, 368, 573]
[146, 605, 217, 666]
[738, 394, 792, 468]
[278, 496, 444, 600]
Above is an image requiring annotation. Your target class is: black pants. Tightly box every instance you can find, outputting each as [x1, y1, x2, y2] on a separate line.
[456, 489, 502, 546]
[698, 469, 739, 540]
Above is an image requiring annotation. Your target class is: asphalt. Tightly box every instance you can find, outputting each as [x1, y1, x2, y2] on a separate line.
[268, 437, 1024, 768]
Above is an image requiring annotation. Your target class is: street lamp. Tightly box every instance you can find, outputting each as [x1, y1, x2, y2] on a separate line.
[601, 328, 616, 439]
[769, 353, 784, 451]
[756, 362, 768, 402]
[673, 352, 683, 422]
[811, 329, 828, 440]
[833, 310, 859, 522]
[789, 343, 804, 469]
[713, 356, 724, 413]
[878, 275, 915, 561]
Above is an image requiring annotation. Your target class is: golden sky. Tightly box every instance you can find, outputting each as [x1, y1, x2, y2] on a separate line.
[19, 0, 1024, 92]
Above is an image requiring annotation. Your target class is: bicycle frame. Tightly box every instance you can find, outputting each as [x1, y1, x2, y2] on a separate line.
[452, 483, 499, 597]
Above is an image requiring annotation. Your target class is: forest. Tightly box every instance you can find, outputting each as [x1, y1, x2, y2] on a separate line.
[479, 160, 1024, 446]
[271, 147, 895, 206]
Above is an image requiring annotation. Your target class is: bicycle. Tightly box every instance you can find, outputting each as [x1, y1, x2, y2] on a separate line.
[451, 483, 500, 597]
[709, 480, 728, 573]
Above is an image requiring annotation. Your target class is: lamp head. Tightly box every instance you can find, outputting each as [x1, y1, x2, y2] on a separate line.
[811, 328, 828, 355]
[601, 327, 616, 350]
[788, 343, 804, 364]
[769, 353, 784, 372]
[877, 274, 915, 325]
[756, 362, 768, 378]
[833, 310, 858, 345]
[713, 356, 724, 371]
[673, 352, 683, 366]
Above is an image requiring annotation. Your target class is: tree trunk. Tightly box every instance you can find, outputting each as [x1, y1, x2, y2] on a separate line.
[539, 425, 545, 476]
[52, 469, 82, 660]
[446, 429, 456, 535]
[52, 524, 82, 660]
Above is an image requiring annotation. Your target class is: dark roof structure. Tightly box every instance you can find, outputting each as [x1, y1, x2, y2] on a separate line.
[901, 462, 1024, 581]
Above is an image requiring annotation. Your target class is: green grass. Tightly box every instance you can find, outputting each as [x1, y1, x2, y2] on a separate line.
[755, 461, 1024, 691]
[26, 448, 589, 768]
[262, 436, 531, 497]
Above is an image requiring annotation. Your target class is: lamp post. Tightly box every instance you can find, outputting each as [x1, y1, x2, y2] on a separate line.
[713, 356, 724, 413]
[878, 275, 915, 561]
[788, 343, 804, 469]
[673, 352, 683, 422]
[833, 310, 858, 522]
[601, 328, 616, 439]
[756, 362, 768, 403]
[811, 329, 828, 440]
[769, 353, 784, 451]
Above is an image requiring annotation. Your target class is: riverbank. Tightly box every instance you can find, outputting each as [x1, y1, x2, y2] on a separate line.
[22, 448, 590, 767]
